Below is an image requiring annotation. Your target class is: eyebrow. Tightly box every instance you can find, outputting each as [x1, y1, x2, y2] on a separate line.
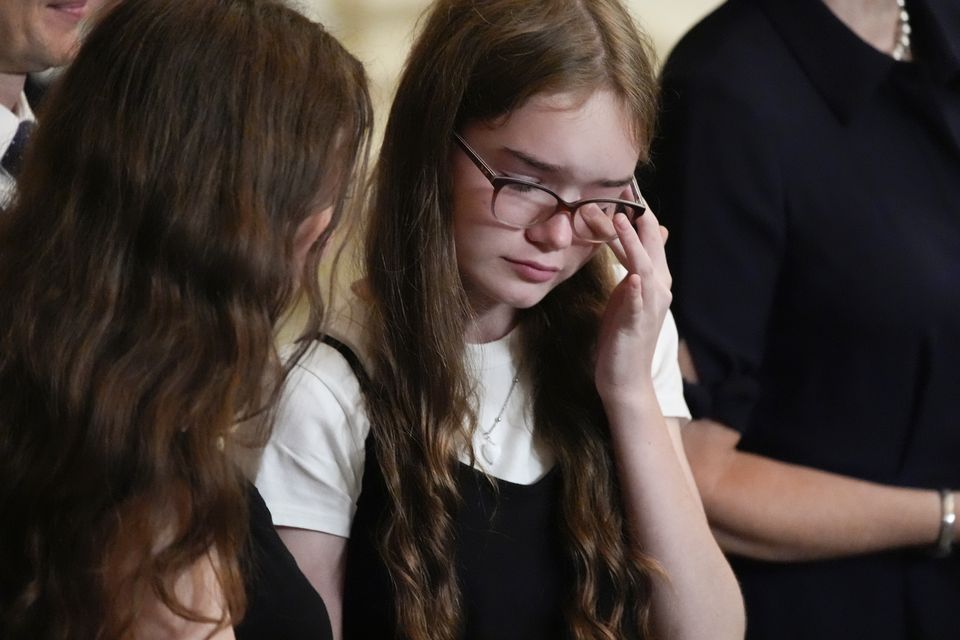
[502, 146, 635, 189]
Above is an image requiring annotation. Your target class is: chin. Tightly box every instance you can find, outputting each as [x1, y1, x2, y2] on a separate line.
[495, 283, 555, 311]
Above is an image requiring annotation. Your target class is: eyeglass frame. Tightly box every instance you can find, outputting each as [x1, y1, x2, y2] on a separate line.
[452, 132, 646, 243]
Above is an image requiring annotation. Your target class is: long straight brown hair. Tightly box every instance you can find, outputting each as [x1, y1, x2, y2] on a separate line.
[363, 0, 660, 638]
[0, 0, 371, 638]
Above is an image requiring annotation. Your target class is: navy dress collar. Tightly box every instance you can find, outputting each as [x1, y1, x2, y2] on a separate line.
[752, 0, 958, 123]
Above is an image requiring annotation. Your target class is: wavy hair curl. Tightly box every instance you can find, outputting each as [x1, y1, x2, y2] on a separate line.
[364, 0, 659, 638]
[0, 1, 371, 637]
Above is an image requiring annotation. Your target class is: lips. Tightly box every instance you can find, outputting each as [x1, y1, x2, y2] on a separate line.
[507, 258, 558, 272]
[48, 1, 88, 20]
[503, 258, 560, 283]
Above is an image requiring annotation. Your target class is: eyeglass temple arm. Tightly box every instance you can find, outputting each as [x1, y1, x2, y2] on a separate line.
[630, 177, 649, 211]
[453, 133, 499, 182]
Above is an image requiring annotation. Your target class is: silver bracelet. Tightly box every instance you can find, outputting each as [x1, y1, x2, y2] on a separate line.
[933, 489, 955, 558]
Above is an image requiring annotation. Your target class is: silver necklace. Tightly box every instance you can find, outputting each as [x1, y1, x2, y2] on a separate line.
[892, 0, 912, 61]
[479, 374, 519, 466]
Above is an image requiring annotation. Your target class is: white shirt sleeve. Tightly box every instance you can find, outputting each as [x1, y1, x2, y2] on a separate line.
[254, 342, 369, 538]
[651, 309, 691, 420]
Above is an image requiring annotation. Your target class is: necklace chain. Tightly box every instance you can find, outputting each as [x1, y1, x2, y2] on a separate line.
[479, 374, 520, 466]
[892, 0, 912, 61]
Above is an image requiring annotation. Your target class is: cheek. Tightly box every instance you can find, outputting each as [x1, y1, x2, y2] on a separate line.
[452, 195, 497, 256]
[565, 243, 601, 273]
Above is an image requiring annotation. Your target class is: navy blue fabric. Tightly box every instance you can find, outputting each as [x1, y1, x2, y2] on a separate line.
[1, 121, 35, 179]
[643, 0, 960, 637]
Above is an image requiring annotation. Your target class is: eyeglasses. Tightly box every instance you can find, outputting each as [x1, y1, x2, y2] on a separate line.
[453, 133, 646, 243]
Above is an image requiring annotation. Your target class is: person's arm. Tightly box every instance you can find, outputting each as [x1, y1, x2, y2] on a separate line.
[682, 417, 954, 561]
[254, 342, 368, 640]
[277, 528, 348, 640]
[135, 553, 236, 640]
[598, 212, 744, 640]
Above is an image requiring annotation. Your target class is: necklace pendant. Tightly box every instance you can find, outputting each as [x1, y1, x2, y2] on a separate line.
[480, 441, 500, 466]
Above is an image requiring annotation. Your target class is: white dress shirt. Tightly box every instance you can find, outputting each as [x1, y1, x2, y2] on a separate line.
[1, 92, 36, 208]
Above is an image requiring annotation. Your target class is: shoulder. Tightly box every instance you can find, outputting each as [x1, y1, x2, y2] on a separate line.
[255, 339, 370, 536]
[276, 339, 368, 442]
[281, 284, 373, 408]
[662, 0, 800, 116]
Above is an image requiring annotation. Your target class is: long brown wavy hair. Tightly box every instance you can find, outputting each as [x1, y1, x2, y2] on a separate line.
[363, 0, 660, 638]
[0, 0, 371, 638]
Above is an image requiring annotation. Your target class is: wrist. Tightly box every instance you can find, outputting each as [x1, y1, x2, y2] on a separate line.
[932, 489, 955, 558]
[599, 385, 663, 430]
[597, 380, 657, 408]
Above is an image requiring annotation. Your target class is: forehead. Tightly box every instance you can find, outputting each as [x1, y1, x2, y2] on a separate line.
[466, 90, 642, 183]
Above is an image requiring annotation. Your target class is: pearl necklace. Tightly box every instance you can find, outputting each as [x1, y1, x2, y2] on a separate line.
[479, 374, 519, 466]
[892, 0, 912, 61]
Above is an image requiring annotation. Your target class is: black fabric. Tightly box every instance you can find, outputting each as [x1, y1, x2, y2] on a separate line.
[642, 0, 960, 637]
[23, 75, 49, 113]
[234, 484, 332, 640]
[1, 121, 35, 179]
[342, 441, 569, 640]
[321, 336, 572, 640]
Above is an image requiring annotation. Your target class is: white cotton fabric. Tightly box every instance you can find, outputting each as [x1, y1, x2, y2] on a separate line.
[254, 284, 690, 538]
[0, 93, 35, 208]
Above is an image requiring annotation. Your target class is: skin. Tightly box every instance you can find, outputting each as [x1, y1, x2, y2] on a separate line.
[679, 0, 956, 564]
[451, 90, 639, 342]
[292, 205, 335, 278]
[281, 89, 745, 640]
[135, 554, 235, 640]
[821, 0, 906, 59]
[0, 0, 104, 109]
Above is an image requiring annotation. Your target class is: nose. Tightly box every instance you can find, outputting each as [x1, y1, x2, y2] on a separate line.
[524, 210, 575, 250]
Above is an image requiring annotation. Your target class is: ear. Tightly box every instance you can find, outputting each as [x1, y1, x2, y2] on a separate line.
[292, 205, 334, 272]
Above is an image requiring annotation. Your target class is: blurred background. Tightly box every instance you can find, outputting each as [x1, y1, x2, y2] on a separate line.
[294, 0, 724, 135]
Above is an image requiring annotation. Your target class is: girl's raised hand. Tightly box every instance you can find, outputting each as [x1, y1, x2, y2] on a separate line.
[595, 208, 673, 401]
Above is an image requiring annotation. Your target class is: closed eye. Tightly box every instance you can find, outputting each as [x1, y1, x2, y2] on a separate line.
[506, 181, 539, 193]
[504, 172, 541, 184]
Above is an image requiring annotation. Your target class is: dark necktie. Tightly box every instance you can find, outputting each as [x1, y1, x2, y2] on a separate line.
[1, 121, 37, 179]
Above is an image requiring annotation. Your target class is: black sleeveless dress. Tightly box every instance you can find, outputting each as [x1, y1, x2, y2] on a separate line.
[323, 337, 572, 640]
[343, 444, 570, 640]
[234, 484, 333, 640]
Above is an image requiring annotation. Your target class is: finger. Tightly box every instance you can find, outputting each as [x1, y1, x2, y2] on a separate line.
[607, 234, 628, 267]
[578, 203, 616, 240]
[660, 225, 669, 244]
[635, 208, 668, 277]
[615, 212, 654, 277]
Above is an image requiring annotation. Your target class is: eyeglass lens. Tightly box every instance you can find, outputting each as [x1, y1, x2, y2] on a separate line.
[494, 182, 644, 242]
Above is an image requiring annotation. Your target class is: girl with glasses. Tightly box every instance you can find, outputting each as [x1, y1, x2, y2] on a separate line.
[0, 0, 371, 637]
[255, 0, 744, 638]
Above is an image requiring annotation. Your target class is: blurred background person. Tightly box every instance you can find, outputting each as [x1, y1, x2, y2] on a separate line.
[0, 0, 105, 206]
[643, 0, 960, 637]
[0, 0, 371, 638]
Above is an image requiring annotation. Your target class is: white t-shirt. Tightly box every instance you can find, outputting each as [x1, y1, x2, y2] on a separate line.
[254, 289, 690, 538]
[0, 93, 35, 208]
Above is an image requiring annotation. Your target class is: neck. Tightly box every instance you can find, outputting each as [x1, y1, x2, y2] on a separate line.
[464, 301, 518, 344]
[821, 0, 904, 57]
[0, 72, 26, 112]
